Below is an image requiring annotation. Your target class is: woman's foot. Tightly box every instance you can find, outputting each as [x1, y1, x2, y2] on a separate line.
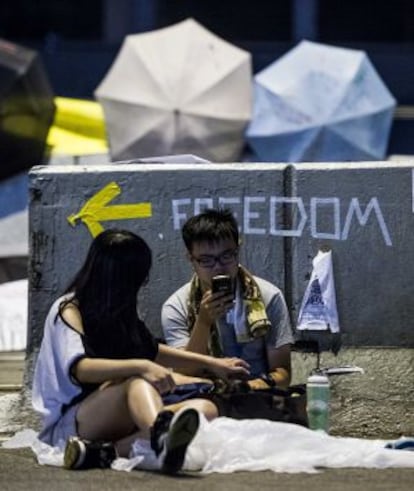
[150, 407, 200, 474]
[64, 437, 117, 470]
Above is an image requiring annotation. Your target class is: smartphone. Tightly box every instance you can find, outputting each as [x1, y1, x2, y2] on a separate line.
[211, 275, 233, 295]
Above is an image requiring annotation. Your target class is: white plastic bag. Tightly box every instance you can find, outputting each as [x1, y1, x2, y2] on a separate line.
[297, 250, 340, 333]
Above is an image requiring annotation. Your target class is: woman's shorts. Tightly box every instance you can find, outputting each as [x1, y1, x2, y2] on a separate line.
[162, 382, 213, 406]
[39, 403, 80, 448]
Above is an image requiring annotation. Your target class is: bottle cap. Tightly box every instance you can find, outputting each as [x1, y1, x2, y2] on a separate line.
[307, 374, 329, 384]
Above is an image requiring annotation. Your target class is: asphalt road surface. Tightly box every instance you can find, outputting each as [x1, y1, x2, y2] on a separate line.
[1, 446, 414, 491]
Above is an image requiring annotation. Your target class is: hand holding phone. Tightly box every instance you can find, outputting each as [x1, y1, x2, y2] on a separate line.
[211, 275, 233, 295]
[201, 275, 234, 322]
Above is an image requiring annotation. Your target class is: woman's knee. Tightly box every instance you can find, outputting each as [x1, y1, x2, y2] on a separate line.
[76, 382, 135, 440]
[194, 399, 219, 420]
[125, 376, 155, 397]
[167, 399, 219, 421]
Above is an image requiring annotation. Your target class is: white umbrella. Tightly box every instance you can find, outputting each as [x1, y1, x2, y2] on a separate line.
[95, 18, 252, 162]
[246, 40, 396, 162]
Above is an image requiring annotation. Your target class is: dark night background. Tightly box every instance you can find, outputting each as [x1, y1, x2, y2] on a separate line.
[1, 0, 413, 153]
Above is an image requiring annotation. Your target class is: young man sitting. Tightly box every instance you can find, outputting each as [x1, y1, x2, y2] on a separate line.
[161, 208, 294, 390]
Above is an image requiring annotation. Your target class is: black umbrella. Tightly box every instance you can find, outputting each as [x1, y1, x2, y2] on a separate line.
[0, 38, 55, 181]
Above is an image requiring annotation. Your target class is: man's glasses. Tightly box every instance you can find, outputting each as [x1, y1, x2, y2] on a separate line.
[191, 249, 239, 268]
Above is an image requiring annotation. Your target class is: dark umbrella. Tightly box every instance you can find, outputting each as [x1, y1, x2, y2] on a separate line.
[0, 38, 55, 181]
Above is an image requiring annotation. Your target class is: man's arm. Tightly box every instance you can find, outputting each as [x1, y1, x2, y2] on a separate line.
[184, 307, 213, 354]
[247, 343, 292, 390]
[161, 295, 212, 355]
[266, 343, 292, 387]
[246, 282, 294, 390]
[162, 288, 232, 355]
[156, 343, 250, 379]
[161, 293, 193, 350]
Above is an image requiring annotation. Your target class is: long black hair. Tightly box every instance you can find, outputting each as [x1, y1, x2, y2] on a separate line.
[63, 229, 156, 358]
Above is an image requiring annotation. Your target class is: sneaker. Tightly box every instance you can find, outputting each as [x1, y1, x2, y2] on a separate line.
[150, 407, 200, 474]
[64, 436, 117, 470]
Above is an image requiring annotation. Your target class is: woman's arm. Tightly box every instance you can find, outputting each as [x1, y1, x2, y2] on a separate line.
[60, 302, 178, 392]
[156, 343, 250, 379]
[73, 357, 173, 387]
[73, 357, 176, 394]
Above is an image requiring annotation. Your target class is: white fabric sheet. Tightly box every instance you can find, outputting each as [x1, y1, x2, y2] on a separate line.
[3, 417, 413, 474]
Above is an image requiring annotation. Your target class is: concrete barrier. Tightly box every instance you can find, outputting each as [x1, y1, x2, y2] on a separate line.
[285, 161, 414, 347]
[27, 162, 287, 355]
[286, 161, 414, 437]
[26, 160, 414, 437]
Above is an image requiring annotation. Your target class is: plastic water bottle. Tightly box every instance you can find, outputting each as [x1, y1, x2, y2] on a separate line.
[306, 373, 330, 432]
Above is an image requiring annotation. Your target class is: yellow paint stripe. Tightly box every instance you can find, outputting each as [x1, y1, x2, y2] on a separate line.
[92, 203, 152, 220]
[67, 181, 153, 237]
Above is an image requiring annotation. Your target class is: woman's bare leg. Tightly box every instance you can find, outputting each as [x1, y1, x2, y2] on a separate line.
[165, 398, 218, 421]
[171, 372, 213, 385]
[75, 377, 218, 458]
[126, 378, 163, 438]
[76, 377, 162, 442]
[114, 397, 218, 457]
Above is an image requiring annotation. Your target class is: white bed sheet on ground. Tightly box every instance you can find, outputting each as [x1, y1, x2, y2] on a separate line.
[3, 417, 414, 473]
[0, 279, 28, 351]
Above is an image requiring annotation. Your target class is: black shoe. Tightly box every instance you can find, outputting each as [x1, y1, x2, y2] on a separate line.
[150, 408, 200, 474]
[63, 436, 117, 470]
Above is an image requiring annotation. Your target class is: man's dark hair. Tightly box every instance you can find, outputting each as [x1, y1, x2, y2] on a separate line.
[182, 208, 239, 251]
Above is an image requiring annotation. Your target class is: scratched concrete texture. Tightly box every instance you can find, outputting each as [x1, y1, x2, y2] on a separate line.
[24, 161, 414, 437]
[287, 161, 414, 347]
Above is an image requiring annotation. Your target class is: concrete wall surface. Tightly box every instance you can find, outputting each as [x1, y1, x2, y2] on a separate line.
[288, 161, 414, 347]
[25, 161, 414, 437]
[27, 162, 287, 354]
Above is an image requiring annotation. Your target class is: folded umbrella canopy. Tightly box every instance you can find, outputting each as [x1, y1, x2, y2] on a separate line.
[95, 18, 252, 162]
[0, 39, 55, 180]
[246, 41, 396, 162]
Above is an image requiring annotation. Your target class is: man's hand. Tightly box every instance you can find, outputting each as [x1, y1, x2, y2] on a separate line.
[208, 356, 251, 380]
[247, 368, 291, 391]
[198, 289, 234, 324]
[247, 378, 270, 391]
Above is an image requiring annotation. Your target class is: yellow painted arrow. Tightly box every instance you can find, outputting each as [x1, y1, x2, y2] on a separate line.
[67, 181, 152, 237]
